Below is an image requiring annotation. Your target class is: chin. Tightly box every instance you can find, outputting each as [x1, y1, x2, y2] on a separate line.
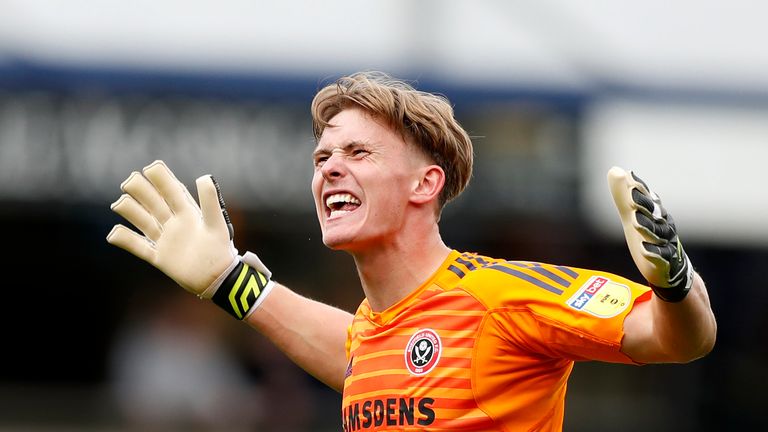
[322, 238, 345, 250]
[321, 232, 353, 251]
[322, 230, 374, 253]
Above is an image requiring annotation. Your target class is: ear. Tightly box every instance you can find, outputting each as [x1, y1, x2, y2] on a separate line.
[410, 165, 445, 205]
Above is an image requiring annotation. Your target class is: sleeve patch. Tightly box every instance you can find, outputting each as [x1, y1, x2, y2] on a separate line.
[566, 276, 631, 318]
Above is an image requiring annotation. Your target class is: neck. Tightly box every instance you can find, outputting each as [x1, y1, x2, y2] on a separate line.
[351, 223, 451, 312]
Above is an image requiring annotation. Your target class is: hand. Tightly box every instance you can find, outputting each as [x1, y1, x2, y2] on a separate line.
[107, 160, 238, 294]
[607, 167, 694, 302]
[107, 160, 273, 318]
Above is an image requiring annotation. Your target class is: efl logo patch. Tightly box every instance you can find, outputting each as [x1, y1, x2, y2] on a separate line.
[567, 276, 631, 318]
[405, 329, 442, 376]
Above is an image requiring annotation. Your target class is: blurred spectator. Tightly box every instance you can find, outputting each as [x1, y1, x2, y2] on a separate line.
[109, 287, 264, 431]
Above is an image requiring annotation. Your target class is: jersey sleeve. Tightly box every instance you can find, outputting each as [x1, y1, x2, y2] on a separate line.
[462, 261, 652, 364]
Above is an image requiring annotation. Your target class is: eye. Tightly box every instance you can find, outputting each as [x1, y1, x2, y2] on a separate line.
[314, 156, 328, 167]
[352, 148, 369, 157]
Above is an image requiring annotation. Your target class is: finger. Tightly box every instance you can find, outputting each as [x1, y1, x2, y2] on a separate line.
[121, 171, 173, 225]
[607, 166, 633, 214]
[631, 171, 664, 207]
[630, 174, 665, 220]
[106, 224, 158, 264]
[630, 171, 652, 195]
[631, 189, 656, 216]
[110, 194, 163, 242]
[210, 176, 235, 239]
[636, 212, 675, 242]
[142, 160, 195, 216]
[643, 241, 674, 263]
[196, 175, 232, 238]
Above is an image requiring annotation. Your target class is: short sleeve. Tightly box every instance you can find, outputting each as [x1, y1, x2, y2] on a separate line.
[462, 262, 652, 364]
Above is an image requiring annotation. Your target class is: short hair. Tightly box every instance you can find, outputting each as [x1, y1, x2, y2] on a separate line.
[311, 71, 473, 209]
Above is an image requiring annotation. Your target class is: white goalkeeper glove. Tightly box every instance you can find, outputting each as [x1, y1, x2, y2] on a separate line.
[106, 160, 274, 319]
[608, 166, 694, 302]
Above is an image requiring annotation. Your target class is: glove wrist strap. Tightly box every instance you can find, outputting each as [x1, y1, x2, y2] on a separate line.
[650, 284, 690, 303]
[204, 252, 274, 320]
[650, 264, 694, 303]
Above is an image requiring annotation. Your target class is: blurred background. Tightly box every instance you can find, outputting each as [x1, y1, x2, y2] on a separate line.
[1, 1, 766, 431]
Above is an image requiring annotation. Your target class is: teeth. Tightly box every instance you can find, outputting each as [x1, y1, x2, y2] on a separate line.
[326, 193, 361, 208]
[329, 210, 352, 218]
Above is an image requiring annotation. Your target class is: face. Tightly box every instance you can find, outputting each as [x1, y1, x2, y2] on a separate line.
[311, 107, 428, 252]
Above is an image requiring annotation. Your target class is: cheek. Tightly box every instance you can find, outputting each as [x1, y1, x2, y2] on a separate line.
[370, 184, 407, 217]
[310, 174, 326, 217]
[310, 173, 322, 200]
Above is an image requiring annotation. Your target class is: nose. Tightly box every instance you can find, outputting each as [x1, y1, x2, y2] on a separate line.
[320, 152, 346, 181]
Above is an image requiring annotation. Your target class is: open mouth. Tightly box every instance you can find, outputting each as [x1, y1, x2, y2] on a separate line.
[325, 192, 362, 219]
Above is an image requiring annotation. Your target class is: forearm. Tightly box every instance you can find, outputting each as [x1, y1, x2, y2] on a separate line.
[245, 283, 352, 392]
[650, 272, 717, 362]
[623, 271, 717, 363]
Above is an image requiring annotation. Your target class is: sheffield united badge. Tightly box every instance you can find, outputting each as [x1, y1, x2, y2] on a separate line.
[405, 329, 442, 376]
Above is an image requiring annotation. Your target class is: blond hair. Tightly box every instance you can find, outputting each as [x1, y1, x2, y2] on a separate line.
[311, 71, 473, 209]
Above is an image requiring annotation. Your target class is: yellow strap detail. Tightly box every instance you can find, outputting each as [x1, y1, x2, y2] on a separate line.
[240, 275, 261, 312]
[228, 264, 250, 319]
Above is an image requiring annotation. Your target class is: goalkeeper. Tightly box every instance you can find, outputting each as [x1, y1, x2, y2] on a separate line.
[107, 72, 716, 431]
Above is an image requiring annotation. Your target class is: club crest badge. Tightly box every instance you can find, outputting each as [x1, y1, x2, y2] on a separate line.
[405, 329, 442, 376]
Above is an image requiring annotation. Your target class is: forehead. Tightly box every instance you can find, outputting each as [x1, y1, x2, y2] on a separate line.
[315, 108, 402, 150]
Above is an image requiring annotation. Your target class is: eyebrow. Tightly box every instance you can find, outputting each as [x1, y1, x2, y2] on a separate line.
[312, 140, 370, 159]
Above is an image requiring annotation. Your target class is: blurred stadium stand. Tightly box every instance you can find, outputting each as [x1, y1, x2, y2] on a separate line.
[0, 1, 766, 431]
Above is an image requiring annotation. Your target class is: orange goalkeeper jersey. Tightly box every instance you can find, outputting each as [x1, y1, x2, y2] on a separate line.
[341, 250, 651, 431]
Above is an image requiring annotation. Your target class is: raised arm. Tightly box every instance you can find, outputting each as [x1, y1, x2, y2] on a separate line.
[607, 167, 717, 363]
[246, 284, 351, 391]
[106, 160, 350, 391]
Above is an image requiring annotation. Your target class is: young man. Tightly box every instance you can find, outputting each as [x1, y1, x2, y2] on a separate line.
[107, 72, 716, 431]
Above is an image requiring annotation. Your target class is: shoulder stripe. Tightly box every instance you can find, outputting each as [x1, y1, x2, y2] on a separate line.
[447, 264, 465, 278]
[455, 257, 477, 271]
[507, 261, 572, 288]
[474, 256, 489, 266]
[556, 265, 579, 279]
[488, 264, 565, 295]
